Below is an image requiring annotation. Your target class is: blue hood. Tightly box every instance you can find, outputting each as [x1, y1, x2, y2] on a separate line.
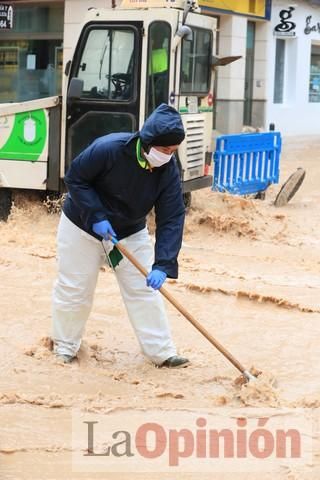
[140, 103, 185, 146]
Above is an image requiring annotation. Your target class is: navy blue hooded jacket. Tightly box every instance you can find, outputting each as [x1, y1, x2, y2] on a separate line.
[63, 104, 185, 278]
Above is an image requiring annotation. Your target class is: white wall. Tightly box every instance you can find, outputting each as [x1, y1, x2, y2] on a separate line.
[266, 0, 320, 135]
[216, 15, 247, 101]
[253, 21, 268, 101]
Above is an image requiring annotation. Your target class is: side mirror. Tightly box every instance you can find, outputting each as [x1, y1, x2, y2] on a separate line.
[172, 25, 193, 51]
[67, 77, 84, 100]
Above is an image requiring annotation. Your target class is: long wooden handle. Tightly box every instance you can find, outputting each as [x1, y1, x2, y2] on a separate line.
[115, 241, 247, 375]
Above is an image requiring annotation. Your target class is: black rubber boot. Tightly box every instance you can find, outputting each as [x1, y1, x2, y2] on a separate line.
[160, 355, 190, 369]
[55, 354, 75, 364]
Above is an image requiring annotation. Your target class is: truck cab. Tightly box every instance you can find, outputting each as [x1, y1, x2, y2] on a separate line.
[63, 0, 216, 198]
[0, 0, 217, 218]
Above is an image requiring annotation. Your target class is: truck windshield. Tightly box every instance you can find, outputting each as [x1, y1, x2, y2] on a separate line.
[76, 27, 135, 100]
[180, 27, 212, 95]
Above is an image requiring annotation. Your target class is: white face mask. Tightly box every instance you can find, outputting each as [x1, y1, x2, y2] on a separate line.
[144, 147, 172, 168]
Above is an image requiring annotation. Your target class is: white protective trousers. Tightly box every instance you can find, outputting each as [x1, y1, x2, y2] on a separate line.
[52, 213, 177, 365]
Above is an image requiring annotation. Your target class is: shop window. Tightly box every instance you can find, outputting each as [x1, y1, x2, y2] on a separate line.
[309, 44, 320, 103]
[146, 22, 171, 117]
[10, 5, 63, 33]
[0, 4, 63, 103]
[180, 27, 212, 94]
[273, 39, 285, 104]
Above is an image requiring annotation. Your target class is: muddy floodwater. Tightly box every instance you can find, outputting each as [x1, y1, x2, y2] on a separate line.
[1, 136, 319, 479]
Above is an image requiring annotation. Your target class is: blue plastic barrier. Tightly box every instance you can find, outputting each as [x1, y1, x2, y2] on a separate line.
[213, 132, 282, 195]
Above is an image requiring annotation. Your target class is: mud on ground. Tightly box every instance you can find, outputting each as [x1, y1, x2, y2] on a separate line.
[1, 136, 319, 479]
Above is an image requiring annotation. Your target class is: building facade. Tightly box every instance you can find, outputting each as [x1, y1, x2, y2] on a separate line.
[204, 0, 320, 135]
[0, 1, 64, 103]
[266, 0, 320, 135]
[1, 1, 319, 135]
[200, 1, 271, 133]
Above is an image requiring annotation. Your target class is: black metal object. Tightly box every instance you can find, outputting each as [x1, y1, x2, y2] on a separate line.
[274, 168, 306, 207]
[47, 104, 61, 191]
[0, 188, 12, 221]
[182, 175, 212, 193]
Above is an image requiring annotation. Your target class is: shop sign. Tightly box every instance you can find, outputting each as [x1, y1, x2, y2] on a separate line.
[274, 7, 320, 37]
[0, 110, 48, 162]
[304, 15, 320, 35]
[199, 0, 271, 20]
[0, 3, 13, 29]
[274, 6, 296, 37]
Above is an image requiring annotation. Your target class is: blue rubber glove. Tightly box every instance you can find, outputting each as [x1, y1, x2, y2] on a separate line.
[146, 269, 167, 290]
[92, 220, 117, 241]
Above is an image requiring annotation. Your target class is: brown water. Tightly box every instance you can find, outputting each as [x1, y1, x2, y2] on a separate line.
[1, 136, 320, 478]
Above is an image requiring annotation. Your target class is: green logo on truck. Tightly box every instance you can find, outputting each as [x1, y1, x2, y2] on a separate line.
[0, 109, 47, 161]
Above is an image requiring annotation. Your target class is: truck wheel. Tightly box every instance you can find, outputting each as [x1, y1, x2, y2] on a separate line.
[0, 189, 12, 221]
[183, 192, 192, 209]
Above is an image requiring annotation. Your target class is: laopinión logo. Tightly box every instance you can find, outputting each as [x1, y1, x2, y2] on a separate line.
[72, 409, 313, 473]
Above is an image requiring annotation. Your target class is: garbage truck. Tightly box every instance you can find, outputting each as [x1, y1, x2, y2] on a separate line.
[0, 0, 235, 219]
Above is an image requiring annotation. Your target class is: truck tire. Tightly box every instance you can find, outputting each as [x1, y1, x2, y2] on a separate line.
[175, 153, 192, 209]
[183, 192, 192, 209]
[0, 189, 12, 221]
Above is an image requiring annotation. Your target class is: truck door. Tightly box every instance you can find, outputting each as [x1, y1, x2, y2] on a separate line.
[145, 21, 171, 119]
[65, 21, 142, 168]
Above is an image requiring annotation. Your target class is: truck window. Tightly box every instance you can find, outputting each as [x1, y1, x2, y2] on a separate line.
[146, 21, 171, 117]
[76, 27, 136, 101]
[180, 27, 212, 95]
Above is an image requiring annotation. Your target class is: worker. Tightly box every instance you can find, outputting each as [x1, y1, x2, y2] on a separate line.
[148, 26, 169, 114]
[51, 103, 190, 369]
